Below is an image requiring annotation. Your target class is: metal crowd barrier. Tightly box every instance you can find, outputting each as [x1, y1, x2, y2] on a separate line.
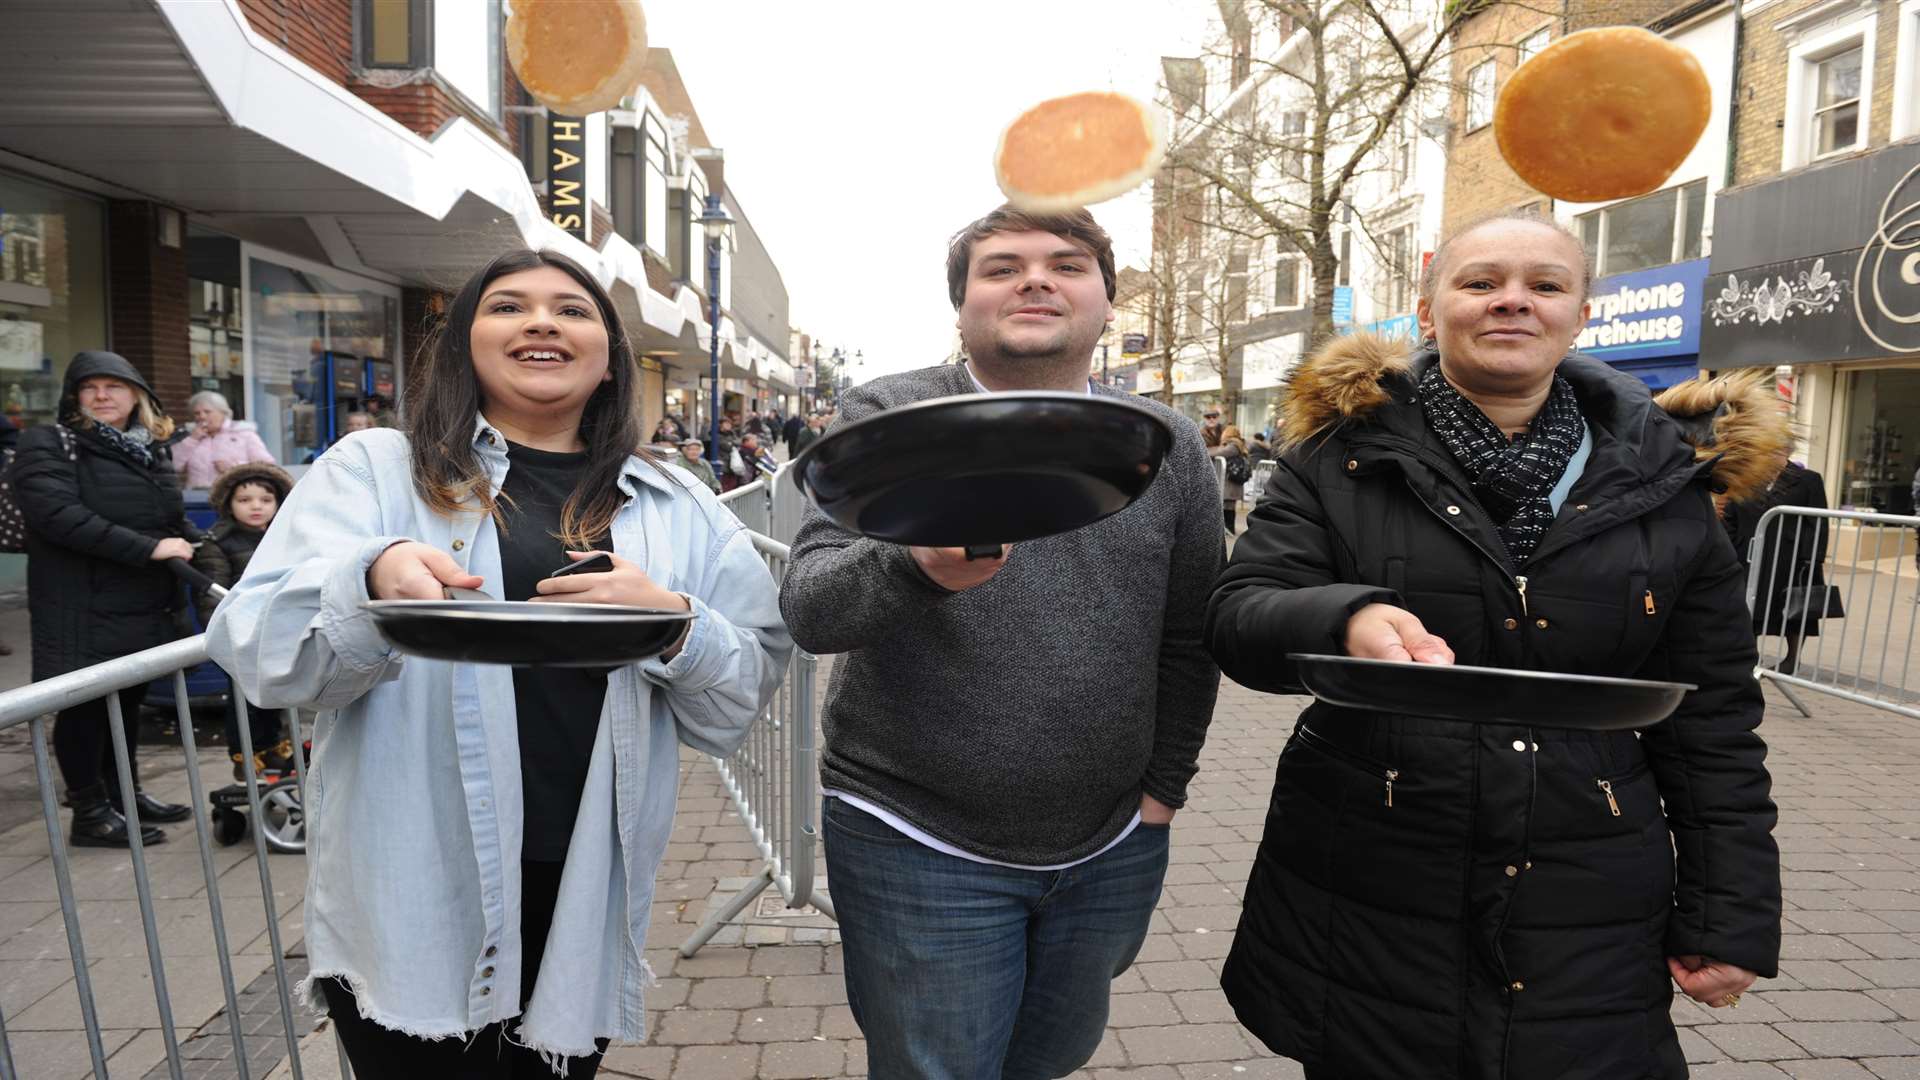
[683, 472, 831, 956]
[1246, 459, 1278, 513]
[0, 637, 325, 1080]
[1745, 505, 1920, 720]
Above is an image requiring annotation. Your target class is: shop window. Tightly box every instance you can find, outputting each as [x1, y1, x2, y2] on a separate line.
[359, 0, 432, 70]
[1574, 179, 1707, 277]
[1839, 370, 1920, 514]
[1465, 60, 1495, 131]
[0, 172, 107, 431]
[246, 254, 400, 465]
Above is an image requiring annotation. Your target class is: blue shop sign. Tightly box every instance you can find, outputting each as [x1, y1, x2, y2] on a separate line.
[1331, 286, 1353, 326]
[1576, 258, 1708, 360]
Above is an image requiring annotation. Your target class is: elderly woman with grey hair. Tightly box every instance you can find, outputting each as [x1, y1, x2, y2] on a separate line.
[174, 390, 276, 489]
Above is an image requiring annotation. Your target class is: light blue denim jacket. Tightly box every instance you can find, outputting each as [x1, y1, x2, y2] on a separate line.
[205, 420, 791, 1057]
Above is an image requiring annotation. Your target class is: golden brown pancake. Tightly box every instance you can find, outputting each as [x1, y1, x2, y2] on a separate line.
[995, 92, 1168, 213]
[1495, 27, 1710, 203]
[507, 0, 649, 117]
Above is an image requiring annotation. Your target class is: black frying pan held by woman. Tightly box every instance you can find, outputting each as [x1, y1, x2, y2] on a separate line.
[790, 391, 1175, 552]
[1287, 654, 1695, 731]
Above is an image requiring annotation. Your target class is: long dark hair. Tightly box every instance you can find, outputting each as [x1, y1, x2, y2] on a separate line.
[406, 248, 669, 547]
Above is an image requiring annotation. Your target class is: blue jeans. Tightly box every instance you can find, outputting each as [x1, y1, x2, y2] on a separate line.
[822, 796, 1169, 1080]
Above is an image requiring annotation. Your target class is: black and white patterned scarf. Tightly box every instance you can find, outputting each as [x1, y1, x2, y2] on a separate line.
[84, 418, 156, 469]
[1418, 364, 1584, 566]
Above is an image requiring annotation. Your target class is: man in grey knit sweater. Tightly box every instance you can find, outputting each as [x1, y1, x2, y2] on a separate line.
[781, 205, 1223, 1079]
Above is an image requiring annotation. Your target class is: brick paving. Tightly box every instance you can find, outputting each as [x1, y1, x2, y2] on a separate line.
[16, 617, 1920, 1075]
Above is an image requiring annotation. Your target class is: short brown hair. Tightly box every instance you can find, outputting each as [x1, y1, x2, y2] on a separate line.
[946, 205, 1117, 310]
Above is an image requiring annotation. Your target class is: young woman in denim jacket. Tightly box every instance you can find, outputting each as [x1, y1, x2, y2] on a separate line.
[208, 249, 792, 1078]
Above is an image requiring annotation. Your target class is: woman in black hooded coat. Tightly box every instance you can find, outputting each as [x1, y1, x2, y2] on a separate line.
[12, 351, 199, 847]
[1205, 215, 1784, 1079]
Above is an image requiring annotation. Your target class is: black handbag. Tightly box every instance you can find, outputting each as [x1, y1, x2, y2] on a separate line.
[1781, 585, 1845, 623]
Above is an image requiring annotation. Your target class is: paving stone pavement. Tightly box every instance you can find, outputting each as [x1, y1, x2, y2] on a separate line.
[16, 645, 1920, 1076]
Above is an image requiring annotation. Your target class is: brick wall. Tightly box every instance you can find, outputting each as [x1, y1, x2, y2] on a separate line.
[1729, 0, 1903, 186]
[106, 202, 192, 417]
[1440, 0, 1713, 235]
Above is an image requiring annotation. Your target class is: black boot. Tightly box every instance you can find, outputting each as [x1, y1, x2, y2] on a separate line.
[69, 784, 166, 849]
[104, 759, 193, 824]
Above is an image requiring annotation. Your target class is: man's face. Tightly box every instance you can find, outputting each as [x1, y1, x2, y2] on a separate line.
[956, 230, 1113, 366]
[680, 443, 701, 462]
[1203, 412, 1220, 428]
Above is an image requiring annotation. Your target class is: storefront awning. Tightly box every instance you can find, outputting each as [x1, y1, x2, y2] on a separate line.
[0, 0, 740, 374]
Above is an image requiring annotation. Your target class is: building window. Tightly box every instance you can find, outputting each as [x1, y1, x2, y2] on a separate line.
[1518, 28, 1550, 66]
[1811, 46, 1864, 158]
[1465, 60, 1495, 131]
[1574, 178, 1707, 277]
[1226, 251, 1249, 325]
[1389, 118, 1413, 187]
[1281, 110, 1307, 177]
[1336, 229, 1351, 287]
[1378, 226, 1414, 316]
[1184, 275, 1205, 338]
[358, 0, 432, 69]
[1274, 254, 1302, 308]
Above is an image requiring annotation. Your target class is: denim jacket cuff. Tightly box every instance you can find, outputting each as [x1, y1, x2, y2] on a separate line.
[640, 592, 719, 685]
[321, 537, 410, 672]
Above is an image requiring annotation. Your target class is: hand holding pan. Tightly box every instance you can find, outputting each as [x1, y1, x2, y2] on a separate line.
[790, 391, 1175, 550]
[1287, 654, 1694, 731]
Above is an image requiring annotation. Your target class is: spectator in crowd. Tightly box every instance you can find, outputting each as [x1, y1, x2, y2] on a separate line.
[174, 390, 276, 490]
[1210, 423, 1250, 534]
[12, 351, 199, 847]
[781, 205, 1223, 1079]
[737, 433, 778, 482]
[1725, 448, 1833, 674]
[191, 462, 297, 780]
[652, 419, 680, 447]
[1201, 408, 1223, 448]
[342, 412, 377, 435]
[676, 437, 721, 493]
[714, 418, 741, 492]
[1205, 212, 1782, 1079]
[782, 410, 804, 454]
[744, 410, 766, 438]
[1248, 429, 1274, 464]
[791, 413, 823, 458]
[207, 248, 789, 1077]
[363, 393, 398, 428]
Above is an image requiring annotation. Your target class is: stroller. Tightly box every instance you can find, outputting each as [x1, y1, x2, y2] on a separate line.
[168, 560, 307, 854]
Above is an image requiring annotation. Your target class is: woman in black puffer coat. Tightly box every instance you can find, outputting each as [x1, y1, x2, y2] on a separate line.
[1205, 215, 1784, 1080]
[12, 351, 200, 847]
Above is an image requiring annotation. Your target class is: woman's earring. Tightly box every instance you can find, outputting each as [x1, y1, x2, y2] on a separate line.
[1419, 336, 1437, 351]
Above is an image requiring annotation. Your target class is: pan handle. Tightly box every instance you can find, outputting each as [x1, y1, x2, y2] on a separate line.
[443, 586, 493, 602]
[167, 557, 227, 600]
[962, 544, 1005, 561]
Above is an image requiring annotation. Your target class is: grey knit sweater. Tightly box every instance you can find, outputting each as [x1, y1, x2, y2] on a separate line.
[780, 363, 1224, 865]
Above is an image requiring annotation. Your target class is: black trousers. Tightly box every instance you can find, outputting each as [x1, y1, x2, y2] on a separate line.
[324, 861, 606, 1079]
[54, 686, 148, 796]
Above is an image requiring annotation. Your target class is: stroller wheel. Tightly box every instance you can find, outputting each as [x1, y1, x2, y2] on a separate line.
[258, 779, 305, 854]
[213, 807, 247, 846]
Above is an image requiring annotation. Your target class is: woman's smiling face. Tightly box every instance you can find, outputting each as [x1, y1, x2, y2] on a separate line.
[1418, 220, 1591, 394]
[468, 265, 612, 418]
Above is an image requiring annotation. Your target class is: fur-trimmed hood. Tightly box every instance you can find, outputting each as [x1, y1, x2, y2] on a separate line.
[209, 461, 295, 518]
[1277, 333, 1790, 504]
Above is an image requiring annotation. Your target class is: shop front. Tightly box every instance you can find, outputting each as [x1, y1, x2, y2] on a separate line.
[1701, 141, 1920, 512]
[1576, 258, 1708, 389]
[0, 168, 108, 431]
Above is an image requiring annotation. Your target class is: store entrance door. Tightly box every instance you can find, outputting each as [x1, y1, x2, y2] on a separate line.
[1840, 368, 1920, 514]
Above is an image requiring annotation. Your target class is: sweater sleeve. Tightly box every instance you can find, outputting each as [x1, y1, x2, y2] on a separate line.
[1141, 433, 1226, 809]
[1641, 501, 1781, 978]
[191, 538, 234, 625]
[11, 426, 161, 567]
[777, 385, 954, 655]
[1206, 450, 1400, 693]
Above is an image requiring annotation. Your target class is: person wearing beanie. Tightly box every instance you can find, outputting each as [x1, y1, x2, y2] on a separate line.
[192, 462, 297, 780]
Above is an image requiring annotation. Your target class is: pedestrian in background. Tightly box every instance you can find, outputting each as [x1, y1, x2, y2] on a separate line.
[791, 413, 822, 458]
[737, 433, 777, 482]
[1248, 430, 1274, 464]
[1206, 213, 1782, 1079]
[191, 461, 297, 780]
[675, 437, 721, 494]
[207, 248, 789, 1078]
[174, 390, 275, 490]
[1201, 408, 1222, 447]
[12, 351, 198, 847]
[652, 418, 679, 447]
[1725, 449, 1834, 674]
[782, 410, 804, 455]
[1211, 423, 1250, 534]
[783, 205, 1222, 1079]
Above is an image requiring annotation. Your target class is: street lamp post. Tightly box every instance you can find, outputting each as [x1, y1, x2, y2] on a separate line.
[699, 193, 734, 466]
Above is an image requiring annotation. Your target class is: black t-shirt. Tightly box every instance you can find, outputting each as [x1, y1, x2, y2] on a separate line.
[497, 442, 614, 862]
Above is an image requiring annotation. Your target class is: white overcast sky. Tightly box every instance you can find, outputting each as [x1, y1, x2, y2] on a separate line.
[643, 0, 1212, 380]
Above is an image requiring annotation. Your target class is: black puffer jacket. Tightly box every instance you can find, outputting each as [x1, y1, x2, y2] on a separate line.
[1205, 337, 1785, 1080]
[13, 352, 196, 680]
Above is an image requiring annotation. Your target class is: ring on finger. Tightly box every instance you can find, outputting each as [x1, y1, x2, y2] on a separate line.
[1720, 993, 1741, 1008]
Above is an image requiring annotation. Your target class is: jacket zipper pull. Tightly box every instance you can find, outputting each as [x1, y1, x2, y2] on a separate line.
[1515, 576, 1530, 617]
[1596, 779, 1621, 817]
[1644, 589, 1657, 616]
[1385, 769, 1399, 808]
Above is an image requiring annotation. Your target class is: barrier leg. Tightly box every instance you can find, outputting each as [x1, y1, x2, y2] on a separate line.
[679, 866, 775, 958]
[1761, 670, 1816, 717]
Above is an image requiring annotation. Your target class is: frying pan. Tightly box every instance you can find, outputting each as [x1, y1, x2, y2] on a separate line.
[171, 558, 691, 668]
[791, 391, 1175, 552]
[1286, 654, 1695, 731]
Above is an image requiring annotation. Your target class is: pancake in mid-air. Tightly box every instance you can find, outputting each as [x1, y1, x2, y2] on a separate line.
[507, 0, 650, 116]
[995, 92, 1168, 213]
[1494, 26, 1710, 203]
